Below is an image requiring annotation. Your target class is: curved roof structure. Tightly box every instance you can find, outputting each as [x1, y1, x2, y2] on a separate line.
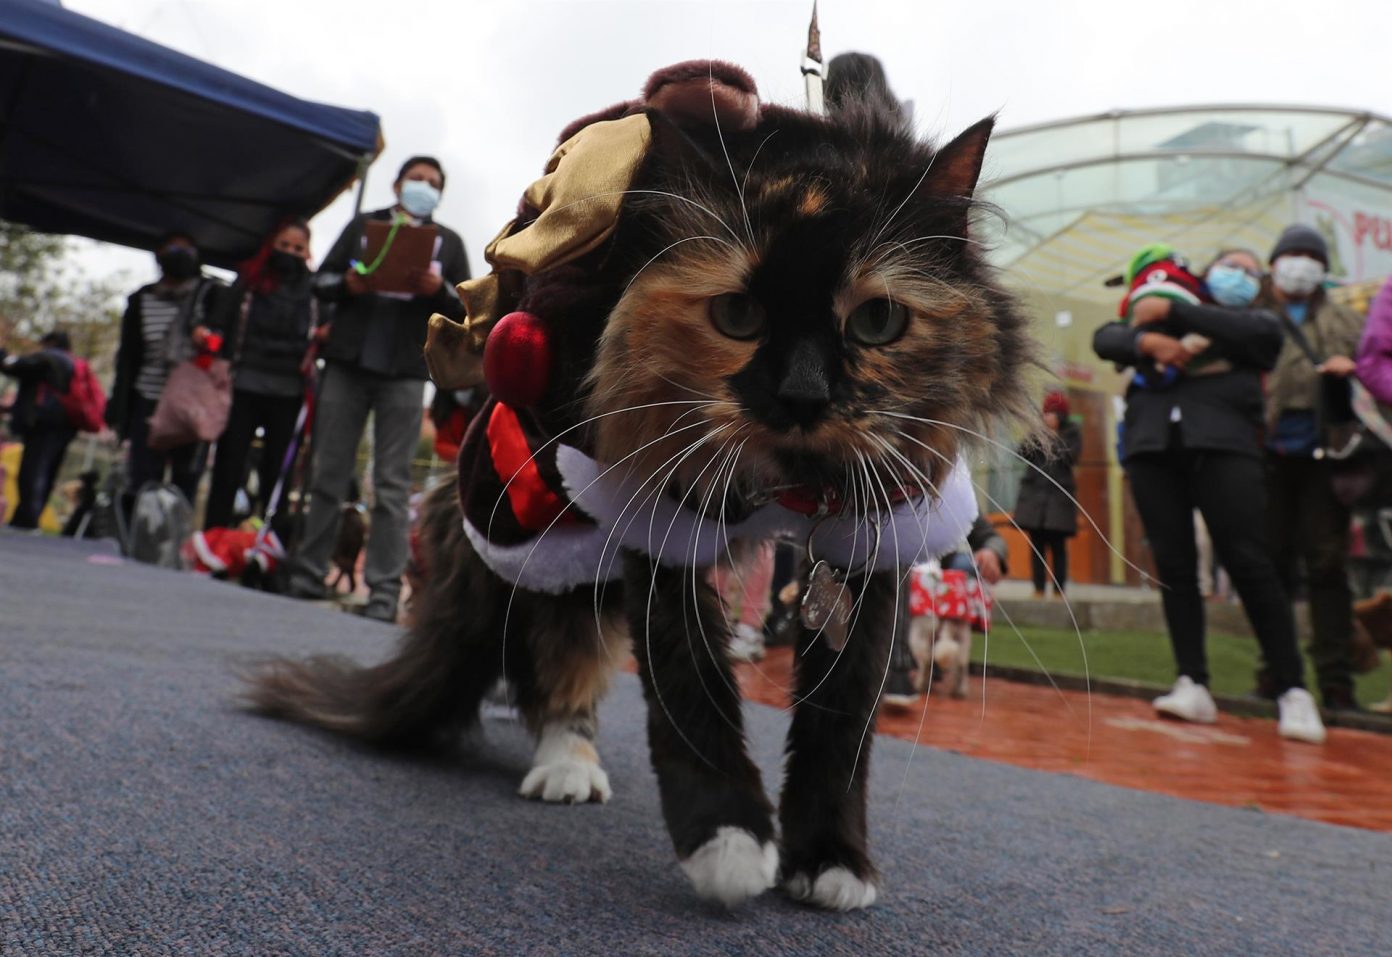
[979, 105, 1392, 305]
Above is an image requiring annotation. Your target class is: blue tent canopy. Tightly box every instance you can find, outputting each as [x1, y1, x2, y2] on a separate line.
[0, 0, 382, 267]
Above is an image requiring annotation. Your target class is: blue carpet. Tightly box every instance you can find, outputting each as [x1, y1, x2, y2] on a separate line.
[0, 532, 1386, 956]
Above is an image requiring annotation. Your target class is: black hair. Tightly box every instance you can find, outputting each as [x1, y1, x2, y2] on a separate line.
[395, 156, 446, 191]
[41, 330, 72, 351]
[1203, 248, 1263, 274]
[154, 231, 197, 252]
[825, 52, 905, 124]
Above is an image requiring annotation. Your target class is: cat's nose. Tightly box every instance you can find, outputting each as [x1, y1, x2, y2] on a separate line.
[776, 339, 831, 427]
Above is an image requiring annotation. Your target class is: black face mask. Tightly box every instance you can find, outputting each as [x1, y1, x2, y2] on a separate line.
[269, 249, 309, 283]
[157, 247, 200, 281]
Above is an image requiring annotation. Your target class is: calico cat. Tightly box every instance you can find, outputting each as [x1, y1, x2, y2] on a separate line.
[244, 60, 1034, 911]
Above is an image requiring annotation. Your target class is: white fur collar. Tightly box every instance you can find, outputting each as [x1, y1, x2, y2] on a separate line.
[464, 445, 978, 595]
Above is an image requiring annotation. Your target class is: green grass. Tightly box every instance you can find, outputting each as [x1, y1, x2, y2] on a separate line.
[971, 625, 1391, 708]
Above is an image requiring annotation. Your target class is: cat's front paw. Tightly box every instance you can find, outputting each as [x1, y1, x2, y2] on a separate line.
[784, 867, 879, 911]
[680, 827, 779, 907]
[518, 759, 612, 803]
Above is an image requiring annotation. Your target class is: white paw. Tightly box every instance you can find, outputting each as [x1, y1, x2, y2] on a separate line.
[518, 760, 612, 804]
[679, 827, 778, 907]
[784, 866, 878, 911]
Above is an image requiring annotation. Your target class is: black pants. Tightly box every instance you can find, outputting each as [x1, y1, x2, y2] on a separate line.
[1126, 445, 1305, 691]
[1265, 454, 1353, 694]
[10, 426, 76, 529]
[205, 390, 301, 530]
[1026, 529, 1069, 593]
[126, 394, 205, 504]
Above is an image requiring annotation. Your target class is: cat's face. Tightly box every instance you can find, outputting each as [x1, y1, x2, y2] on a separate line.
[587, 105, 1032, 513]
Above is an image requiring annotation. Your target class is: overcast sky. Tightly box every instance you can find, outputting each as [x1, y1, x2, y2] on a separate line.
[64, 0, 1391, 285]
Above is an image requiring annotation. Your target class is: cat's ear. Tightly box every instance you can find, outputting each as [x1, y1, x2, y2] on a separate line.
[922, 116, 995, 201]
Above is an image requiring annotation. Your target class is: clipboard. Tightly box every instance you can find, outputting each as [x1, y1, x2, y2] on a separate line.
[359, 220, 438, 294]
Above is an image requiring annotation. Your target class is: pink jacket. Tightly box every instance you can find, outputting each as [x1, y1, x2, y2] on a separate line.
[1357, 277, 1392, 405]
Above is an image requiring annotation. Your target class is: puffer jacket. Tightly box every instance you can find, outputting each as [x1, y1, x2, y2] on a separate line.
[1356, 276, 1392, 405]
[1012, 421, 1081, 536]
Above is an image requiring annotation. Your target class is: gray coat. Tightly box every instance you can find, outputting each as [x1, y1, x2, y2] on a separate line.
[1013, 421, 1081, 536]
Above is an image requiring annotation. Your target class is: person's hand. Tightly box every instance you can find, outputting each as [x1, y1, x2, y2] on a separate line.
[1138, 332, 1196, 369]
[190, 325, 212, 349]
[344, 269, 368, 297]
[313, 322, 333, 343]
[409, 268, 443, 297]
[1318, 355, 1357, 377]
[1130, 296, 1172, 326]
[973, 548, 1003, 585]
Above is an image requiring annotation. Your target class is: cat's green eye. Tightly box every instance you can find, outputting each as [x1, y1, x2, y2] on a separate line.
[846, 298, 910, 346]
[708, 293, 767, 341]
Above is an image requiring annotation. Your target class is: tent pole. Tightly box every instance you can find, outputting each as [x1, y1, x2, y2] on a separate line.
[353, 156, 369, 214]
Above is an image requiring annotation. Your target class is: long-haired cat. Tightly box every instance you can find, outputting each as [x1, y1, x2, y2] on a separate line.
[244, 60, 1033, 911]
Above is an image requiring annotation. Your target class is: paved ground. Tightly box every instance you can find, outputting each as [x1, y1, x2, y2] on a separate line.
[738, 648, 1392, 831]
[2, 532, 1388, 956]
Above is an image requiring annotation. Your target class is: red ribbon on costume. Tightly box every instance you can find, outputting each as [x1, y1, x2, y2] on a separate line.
[486, 402, 575, 531]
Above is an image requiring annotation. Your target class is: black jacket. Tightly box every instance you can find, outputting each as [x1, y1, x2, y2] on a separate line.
[1093, 300, 1283, 460]
[106, 276, 226, 438]
[1013, 421, 1081, 536]
[314, 207, 471, 380]
[208, 274, 316, 396]
[1, 346, 74, 436]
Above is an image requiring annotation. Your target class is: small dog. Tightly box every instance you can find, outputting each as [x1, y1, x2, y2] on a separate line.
[1353, 591, 1392, 712]
[907, 561, 992, 699]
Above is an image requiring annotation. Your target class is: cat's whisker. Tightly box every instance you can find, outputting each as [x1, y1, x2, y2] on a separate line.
[891, 426, 1093, 758]
[706, 59, 755, 248]
[589, 417, 730, 630]
[497, 411, 725, 698]
[740, 130, 780, 210]
[622, 235, 740, 297]
[484, 399, 720, 540]
[640, 427, 750, 733]
[848, 444, 916, 791]
[586, 410, 727, 640]
[877, 410, 1151, 585]
[536, 187, 743, 246]
[867, 148, 942, 251]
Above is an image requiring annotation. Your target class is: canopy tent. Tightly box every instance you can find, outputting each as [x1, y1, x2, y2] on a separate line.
[979, 105, 1392, 307]
[0, 0, 382, 268]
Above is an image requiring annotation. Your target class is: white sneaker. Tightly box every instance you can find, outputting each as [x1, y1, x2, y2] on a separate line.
[1153, 676, 1218, 724]
[1277, 688, 1327, 744]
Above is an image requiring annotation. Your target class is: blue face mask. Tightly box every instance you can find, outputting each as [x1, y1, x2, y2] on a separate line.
[1205, 265, 1260, 307]
[398, 179, 441, 218]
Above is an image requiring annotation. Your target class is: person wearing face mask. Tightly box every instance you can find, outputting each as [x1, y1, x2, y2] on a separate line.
[202, 218, 318, 532]
[1092, 247, 1326, 743]
[285, 156, 471, 623]
[106, 232, 226, 504]
[1259, 224, 1367, 713]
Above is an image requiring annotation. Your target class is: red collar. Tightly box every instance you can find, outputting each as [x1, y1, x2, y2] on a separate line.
[774, 484, 921, 518]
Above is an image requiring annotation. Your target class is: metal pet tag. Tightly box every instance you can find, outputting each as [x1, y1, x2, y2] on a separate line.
[800, 560, 852, 651]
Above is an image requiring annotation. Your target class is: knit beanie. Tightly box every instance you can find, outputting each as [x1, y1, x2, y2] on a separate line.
[1043, 391, 1070, 418]
[1269, 224, 1328, 266]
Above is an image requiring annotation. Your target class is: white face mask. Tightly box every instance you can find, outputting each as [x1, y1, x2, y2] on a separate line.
[398, 179, 441, 218]
[1272, 255, 1326, 297]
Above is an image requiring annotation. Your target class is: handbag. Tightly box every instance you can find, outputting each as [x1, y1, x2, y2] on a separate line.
[147, 356, 233, 450]
[147, 279, 232, 450]
[1277, 310, 1392, 504]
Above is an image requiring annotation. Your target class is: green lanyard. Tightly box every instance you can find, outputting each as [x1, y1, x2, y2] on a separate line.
[351, 213, 408, 276]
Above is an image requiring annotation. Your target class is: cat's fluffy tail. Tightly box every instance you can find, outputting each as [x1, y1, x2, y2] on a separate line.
[241, 478, 503, 750]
